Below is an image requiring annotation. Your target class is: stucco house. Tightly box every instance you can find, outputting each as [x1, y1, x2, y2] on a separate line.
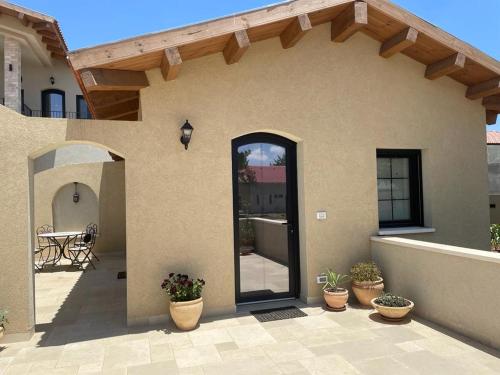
[1, 0, 500, 348]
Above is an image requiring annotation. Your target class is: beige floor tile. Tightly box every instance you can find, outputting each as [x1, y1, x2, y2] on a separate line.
[28, 365, 79, 375]
[188, 328, 232, 346]
[371, 326, 425, 343]
[174, 344, 221, 368]
[413, 336, 473, 357]
[393, 350, 481, 375]
[149, 342, 175, 363]
[127, 360, 178, 375]
[214, 341, 238, 353]
[261, 341, 314, 363]
[102, 339, 150, 370]
[57, 342, 105, 367]
[3, 363, 32, 375]
[294, 314, 340, 330]
[353, 357, 418, 375]
[227, 324, 276, 348]
[310, 338, 403, 362]
[395, 340, 426, 353]
[218, 346, 265, 361]
[202, 356, 281, 375]
[275, 360, 309, 374]
[299, 354, 360, 375]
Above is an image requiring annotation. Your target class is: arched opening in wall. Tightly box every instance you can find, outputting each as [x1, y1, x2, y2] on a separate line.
[28, 141, 127, 345]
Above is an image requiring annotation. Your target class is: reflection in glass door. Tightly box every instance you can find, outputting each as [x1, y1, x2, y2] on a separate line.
[232, 133, 299, 303]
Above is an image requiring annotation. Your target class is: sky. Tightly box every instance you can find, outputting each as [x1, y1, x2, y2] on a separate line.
[14, 0, 500, 126]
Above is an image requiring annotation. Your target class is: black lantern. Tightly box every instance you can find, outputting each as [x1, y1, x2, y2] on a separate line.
[50, 76, 55, 85]
[180, 120, 193, 150]
[73, 182, 80, 203]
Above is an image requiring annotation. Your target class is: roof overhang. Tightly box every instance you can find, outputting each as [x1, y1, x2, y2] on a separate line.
[68, 0, 500, 124]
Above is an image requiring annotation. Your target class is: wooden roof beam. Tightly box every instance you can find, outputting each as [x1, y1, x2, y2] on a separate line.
[32, 21, 52, 31]
[92, 91, 140, 110]
[466, 77, 500, 100]
[223, 30, 250, 65]
[425, 52, 466, 80]
[280, 14, 312, 49]
[486, 110, 498, 125]
[379, 27, 418, 58]
[331, 1, 367, 43]
[81, 68, 149, 92]
[17, 12, 29, 27]
[483, 95, 500, 112]
[97, 97, 140, 119]
[104, 109, 139, 120]
[161, 47, 182, 81]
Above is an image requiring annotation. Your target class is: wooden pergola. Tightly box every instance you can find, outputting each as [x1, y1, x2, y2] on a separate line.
[68, 0, 500, 124]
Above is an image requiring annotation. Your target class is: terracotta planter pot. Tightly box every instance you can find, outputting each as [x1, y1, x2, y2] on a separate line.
[351, 278, 384, 306]
[323, 288, 348, 311]
[371, 298, 414, 321]
[170, 297, 203, 331]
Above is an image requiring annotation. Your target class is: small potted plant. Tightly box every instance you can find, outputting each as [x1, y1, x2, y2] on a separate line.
[350, 261, 384, 306]
[322, 269, 350, 311]
[371, 293, 414, 321]
[161, 273, 205, 331]
[0, 309, 7, 339]
[239, 218, 255, 255]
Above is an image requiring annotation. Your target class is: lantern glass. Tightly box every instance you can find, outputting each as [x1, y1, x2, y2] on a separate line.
[180, 120, 193, 149]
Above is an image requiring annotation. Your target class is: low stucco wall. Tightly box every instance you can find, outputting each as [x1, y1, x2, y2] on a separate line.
[34, 161, 126, 253]
[252, 218, 288, 265]
[371, 237, 500, 349]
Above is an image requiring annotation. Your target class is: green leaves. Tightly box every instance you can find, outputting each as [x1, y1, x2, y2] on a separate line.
[350, 261, 382, 282]
[490, 224, 500, 251]
[374, 293, 409, 307]
[322, 269, 350, 291]
[161, 274, 205, 302]
[0, 309, 8, 326]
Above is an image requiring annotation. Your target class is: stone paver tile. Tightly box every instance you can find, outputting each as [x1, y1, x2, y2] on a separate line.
[413, 336, 473, 357]
[299, 354, 360, 375]
[310, 338, 403, 362]
[294, 315, 340, 330]
[352, 357, 418, 375]
[0, 356, 14, 373]
[395, 340, 426, 353]
[149, 343, 175, 363]
[127, 360, 178, 375]
[235, 315, 259, 326]
[393, 350, 482, 375]
[202, 356, 281, 375]
[3, 362, 32, 375]
[102, 339, 150, 370]
[197, 317, 241, 331]
[177, 366, 204, 374]
[148, 331, 192, 348]
[218, 346, 265, 361]
[57, 342, 105, 367]
[214, 341, 238, 353]
[10, 347, 63, 365]
[371, 326, 424, 343]
[174, 344, 221, 368]
[28, 366, 79, 375]
[261, 341, 314, 363]
[275, 360, 309, 374]
[188, 328, 232, 346]
[333, 328, 379, 343]
[227, 324, 276, 348]
[76, 362, 102, 374]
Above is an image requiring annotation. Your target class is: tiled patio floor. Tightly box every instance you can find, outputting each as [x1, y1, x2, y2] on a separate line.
[0, 253, 499, 374]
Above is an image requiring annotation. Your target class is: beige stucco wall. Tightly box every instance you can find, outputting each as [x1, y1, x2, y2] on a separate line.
[371, 237, 500, 349]
[0, 23, 490, 338]
[34, 161, 126, 254]
[489, 195, 500, 224]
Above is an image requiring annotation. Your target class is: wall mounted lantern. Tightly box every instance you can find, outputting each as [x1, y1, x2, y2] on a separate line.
[73, 182, 80, 203]
[180, 120, 193, 150]
[50, 76, 55, 85]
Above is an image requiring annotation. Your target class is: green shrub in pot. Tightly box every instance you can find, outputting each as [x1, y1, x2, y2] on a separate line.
[349, 261, 384, 306]
[371, 292, 414, 321]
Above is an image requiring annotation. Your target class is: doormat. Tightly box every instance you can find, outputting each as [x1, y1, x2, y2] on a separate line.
[250, 306, 307, 322]
[117, 271, 126, 279]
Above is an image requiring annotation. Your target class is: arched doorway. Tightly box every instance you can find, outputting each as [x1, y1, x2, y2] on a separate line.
[232, 133, 300, 303]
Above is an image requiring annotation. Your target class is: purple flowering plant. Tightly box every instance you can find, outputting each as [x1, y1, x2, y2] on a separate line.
[161, 273, 205, 302]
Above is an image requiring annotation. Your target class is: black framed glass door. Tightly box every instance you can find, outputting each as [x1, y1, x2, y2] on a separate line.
[232, 133, 300, 303]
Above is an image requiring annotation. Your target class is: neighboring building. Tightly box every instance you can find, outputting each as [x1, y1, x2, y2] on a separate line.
[0, 2, 90, 118]
[487, 131, 500, 223]
[1, 0, 500, 341]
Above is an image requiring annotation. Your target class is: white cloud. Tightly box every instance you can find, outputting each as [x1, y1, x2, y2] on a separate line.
[247, 148, 269, 162]
[270, 145, 285, 155]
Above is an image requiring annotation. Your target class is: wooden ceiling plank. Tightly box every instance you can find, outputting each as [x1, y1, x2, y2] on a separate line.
[51, 52, 66, 60]
[280, 14, 312, 49]
[223, 30, 250, 64]
[379, 27, 418, 58]
[104, 109, 139, 120]
[81, 68, 149, 92]
[42, 36, 61, 47]
[32, 21, 52, 31]
[425, 52, 466, 80]
[331, 1, 367, 43]
[17, 12, 29, 27]
[160, 47, 182, 81]
[92, 92, 140, 110]
[97, 98, 140, 119]
[486, 110, 498, 125]
[466, 77, 500, 100]
[483, 95, 500, 112]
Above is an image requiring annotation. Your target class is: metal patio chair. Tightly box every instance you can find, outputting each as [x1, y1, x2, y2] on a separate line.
[34, 224, 56, 270]
[68, 225, 98, 270]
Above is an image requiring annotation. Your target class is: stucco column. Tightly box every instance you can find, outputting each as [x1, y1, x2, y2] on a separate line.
[3, 36, 22, 113]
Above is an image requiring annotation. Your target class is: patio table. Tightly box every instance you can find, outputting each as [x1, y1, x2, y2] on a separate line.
[37, 231, 82, 265]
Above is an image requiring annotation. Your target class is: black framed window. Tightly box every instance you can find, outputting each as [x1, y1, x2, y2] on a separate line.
[41, 89, 65, 118]
[377, 149, 423, 227]
[76, 95, 92, 119]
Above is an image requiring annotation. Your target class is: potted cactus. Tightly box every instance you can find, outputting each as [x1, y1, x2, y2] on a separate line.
[0, 309, 7, 339]
[322, 269, 350, 311]
[350, 261, 384, 306]
[371, 293, 414, 321]
[161, 273, 205, 331]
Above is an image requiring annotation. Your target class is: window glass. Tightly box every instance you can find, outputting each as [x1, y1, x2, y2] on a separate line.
[76, 95, 91, 119]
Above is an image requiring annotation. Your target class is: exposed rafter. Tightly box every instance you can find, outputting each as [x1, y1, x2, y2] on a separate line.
[81, 68, 149, 92]
[280, 14, 312, 49]
[223, 30, 250, 64]
[379, 27, 418, 58]
[486, 110, 498, 125]
[425, 53, 465, 80]
[331, 1, 367, 42]
[466, 77, 500, 100]
[483, 95, 500, 112]
[160, 47, 182, 81]
[91, 91, 140, 111]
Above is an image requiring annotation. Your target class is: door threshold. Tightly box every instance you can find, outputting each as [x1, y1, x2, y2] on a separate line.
[236, 297, 296, 306]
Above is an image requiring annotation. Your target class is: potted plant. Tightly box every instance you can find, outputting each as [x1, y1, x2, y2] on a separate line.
[350, 261, 384, 306]
[239, 218, 255, 255]
[371, 293, 414, 321]
[322, 269, 350, 311]
[161, 273, 205, 331]
[0, 309, 7, 339]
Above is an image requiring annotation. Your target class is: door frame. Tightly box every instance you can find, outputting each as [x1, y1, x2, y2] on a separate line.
[232, 132, 300, 304]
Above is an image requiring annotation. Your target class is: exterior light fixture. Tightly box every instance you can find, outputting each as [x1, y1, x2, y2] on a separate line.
[180, 120, 193, 150]
[50, 76, 55, 85]
[73, 182, 80, 203]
